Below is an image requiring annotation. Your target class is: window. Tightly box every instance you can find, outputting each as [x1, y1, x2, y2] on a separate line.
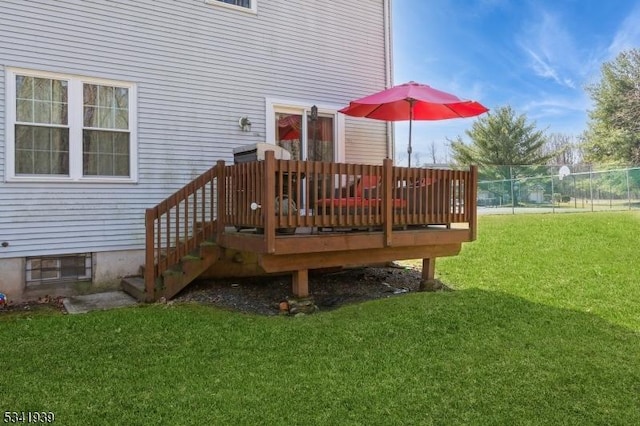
[82, 84, 131, 176]
[15, 76, 69, 175]
[6, 68, 137, 182]
[26, 253, 92, 285]
[266, 99, 345, 163]
[205, 0, 257, 13]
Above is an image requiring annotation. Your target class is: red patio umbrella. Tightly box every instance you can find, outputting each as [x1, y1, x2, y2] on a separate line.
[339, 81, 488, 167]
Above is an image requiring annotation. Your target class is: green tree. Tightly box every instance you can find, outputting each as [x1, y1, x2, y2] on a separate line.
[543, 133, 582, 165]
[450, 105, 551, 169]
[450, 106, 551, 206]
[583, 49, 640, 164]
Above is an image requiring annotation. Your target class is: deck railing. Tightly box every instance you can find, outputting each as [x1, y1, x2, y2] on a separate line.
[145, 151, 477, 296]
[223, 151, 477, 239]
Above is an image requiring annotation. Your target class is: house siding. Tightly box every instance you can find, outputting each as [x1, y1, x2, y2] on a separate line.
[0, 0, 390, 260]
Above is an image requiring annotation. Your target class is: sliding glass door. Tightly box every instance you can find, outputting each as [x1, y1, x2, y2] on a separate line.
[275, 110, 335, 162]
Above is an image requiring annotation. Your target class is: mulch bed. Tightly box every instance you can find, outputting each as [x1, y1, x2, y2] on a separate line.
[0, 295, 66, 315]
[174, 263, 448, 316]
[2, 264, 447, 316]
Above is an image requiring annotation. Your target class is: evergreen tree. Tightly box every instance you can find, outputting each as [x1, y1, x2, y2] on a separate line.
[583, 48, 640, 164]
[450, 106, 552, 206]
[450, 105, 551, 170]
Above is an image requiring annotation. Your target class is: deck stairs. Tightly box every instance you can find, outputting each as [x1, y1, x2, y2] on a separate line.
[121, 240, 220, 302]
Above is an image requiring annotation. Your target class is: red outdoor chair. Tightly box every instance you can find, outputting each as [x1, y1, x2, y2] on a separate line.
[316, 175, 407, 211]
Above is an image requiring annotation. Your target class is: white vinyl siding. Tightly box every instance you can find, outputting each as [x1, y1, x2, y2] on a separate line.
[345, 118, 389, 165]
[0, 0, 389, 258]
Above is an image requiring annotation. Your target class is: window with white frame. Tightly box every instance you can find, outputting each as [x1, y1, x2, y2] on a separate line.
[14, 75, 69, 175]
[6, 68, 137, 182]
[205, 0, 257, 13]
[82, 84, 131, 176]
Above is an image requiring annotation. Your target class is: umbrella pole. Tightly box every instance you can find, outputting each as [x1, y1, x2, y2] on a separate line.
[407, 99, 414, 168]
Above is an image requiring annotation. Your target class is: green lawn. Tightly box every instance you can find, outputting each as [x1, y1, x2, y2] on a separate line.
[2, 212, 639, 425]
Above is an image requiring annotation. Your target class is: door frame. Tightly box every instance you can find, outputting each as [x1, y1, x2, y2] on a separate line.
[265, 97, 345, 163]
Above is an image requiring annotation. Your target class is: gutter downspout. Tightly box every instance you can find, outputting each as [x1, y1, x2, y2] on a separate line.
[383, 0, 394, 161]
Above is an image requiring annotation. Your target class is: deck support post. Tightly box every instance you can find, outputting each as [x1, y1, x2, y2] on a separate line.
[292, 269, 309, 298]
[383, 158, 393, 247]
[216, 160, 226, 243]
[264, 150, 276, 254]
[144, 208, 156, 302]
[469, 165, 478, 241]
[422, 258, 435, 281]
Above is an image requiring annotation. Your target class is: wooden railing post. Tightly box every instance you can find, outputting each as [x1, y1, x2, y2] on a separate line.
[216, 160, 226, 243]
[263, 150, 276, 253]
[383, 158, 393, 247]
[469, 165, 478, 241]
[144, 208, 156, 301]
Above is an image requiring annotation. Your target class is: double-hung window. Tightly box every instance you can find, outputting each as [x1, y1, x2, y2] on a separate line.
[82, 84, 131, 176]
[6, 68, 137, 182]
[205, 0, 257, 13]
[14, 74, 69, 175]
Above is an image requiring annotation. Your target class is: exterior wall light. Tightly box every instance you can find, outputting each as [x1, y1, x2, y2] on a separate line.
[239, 116, 252, 132]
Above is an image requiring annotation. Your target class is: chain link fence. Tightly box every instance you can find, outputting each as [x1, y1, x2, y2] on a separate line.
[477, 165, 640, 215]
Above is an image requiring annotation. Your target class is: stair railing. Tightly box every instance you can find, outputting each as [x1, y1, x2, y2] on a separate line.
[144, 162, 222, 298]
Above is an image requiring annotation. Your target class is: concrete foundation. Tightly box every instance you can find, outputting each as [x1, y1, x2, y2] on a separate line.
[0, 258, 25, 302]
[0, 249, 144, 303]
[93, 249, 145, 286]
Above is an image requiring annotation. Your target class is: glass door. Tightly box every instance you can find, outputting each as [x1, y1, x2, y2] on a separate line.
[275, 109, 336, 215]
[307, 114, 334, 162]
[275, 112, 303, 159]
[275, 110, 335, 162]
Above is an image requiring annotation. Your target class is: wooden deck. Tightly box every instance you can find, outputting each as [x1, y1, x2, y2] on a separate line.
[137, 151, 477, 302]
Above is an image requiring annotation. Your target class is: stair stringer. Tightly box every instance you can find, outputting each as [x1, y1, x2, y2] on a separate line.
[153, 241, 220, 301]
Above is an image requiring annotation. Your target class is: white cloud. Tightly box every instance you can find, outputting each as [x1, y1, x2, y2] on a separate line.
[517, 11, 580, 89]
[521, 94, 589, 116]
[518, 94, 591, 136]
[524, 48, 575, 88]
[608, 3, 640, 57]
[445, 76, 490, 104]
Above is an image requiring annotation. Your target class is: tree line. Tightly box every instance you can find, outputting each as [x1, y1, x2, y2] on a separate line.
[421, 48, 640, 169]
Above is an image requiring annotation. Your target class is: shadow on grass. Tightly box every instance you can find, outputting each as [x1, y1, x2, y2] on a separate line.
[1, 289, 639, 425]
[326, 288, 640, 424]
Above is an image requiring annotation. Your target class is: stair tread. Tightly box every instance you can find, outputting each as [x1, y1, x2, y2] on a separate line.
[129, 241, 219, 302]
[122, 276, 145, 291]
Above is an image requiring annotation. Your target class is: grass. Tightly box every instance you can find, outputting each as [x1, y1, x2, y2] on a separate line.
[2, 212, 639, 425]
[435, 211, 640, 331]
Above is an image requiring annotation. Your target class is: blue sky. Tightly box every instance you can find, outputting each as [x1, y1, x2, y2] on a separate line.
[392, 0, 640, 164]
